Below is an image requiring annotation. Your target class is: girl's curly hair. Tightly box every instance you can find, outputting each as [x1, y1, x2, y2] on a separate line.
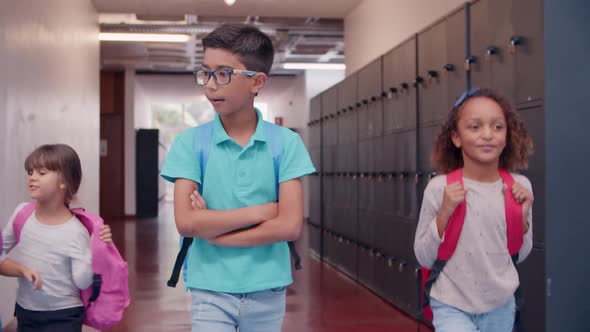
[431, 88, 533, 174]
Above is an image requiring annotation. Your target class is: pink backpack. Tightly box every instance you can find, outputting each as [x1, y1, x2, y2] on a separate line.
[13, 202, 130, 330]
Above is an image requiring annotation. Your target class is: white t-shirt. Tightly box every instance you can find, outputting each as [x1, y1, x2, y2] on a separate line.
[1, 203, 93, 311]
[414, 174, 533, 314]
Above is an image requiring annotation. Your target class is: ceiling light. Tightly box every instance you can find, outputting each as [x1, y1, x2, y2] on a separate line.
[224, 0, 237, 6]
[282, 63, 346, 70]
[99, 33, 190, 43]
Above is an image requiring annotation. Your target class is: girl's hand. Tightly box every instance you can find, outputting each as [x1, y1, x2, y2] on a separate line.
[99, 224, 113, 243]
[20, 267, 42, 290]
[190, 191, 208, 210]
[511, 182, 534, 233]
[436, 182, 467, 238]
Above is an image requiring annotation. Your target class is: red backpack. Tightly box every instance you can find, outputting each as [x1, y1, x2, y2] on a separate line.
[419, 168, 524, 330]
[12, 202, 130, 330]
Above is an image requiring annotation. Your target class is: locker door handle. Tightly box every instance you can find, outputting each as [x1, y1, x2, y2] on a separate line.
[341, 108, 347, 113]
[412, 76, 424, 87]
[356, 102, 362, 108]
[381, 91, 388, 98]
[510, 35, 524, 54]
[442, 64, 455, 72]
[465, 56, 477, 71]
[486, 46, 499, 56]
[387, 257, 397, 268]
[348, 105, 354, 111]
[398, 261, 408, 272]
[389, 87, 398, 94]
[362, 99, 369, 105]
[371, 96, 377, 102]
[427, 70, 438, 83]
[400, 82, 409, 90]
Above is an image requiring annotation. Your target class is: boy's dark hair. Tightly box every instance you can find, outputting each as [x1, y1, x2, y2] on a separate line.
[432, 88, 533, 173]
[25, 144, 82, 205]
[202, 24, 275, 74]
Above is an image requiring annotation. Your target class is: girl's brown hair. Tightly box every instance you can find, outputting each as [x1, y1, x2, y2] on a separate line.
[25, 144, 82, 205]
[431, 88, 533, 173]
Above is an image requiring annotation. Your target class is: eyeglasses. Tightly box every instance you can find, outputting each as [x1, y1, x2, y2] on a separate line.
[453, 87, 481, 108]
[194, 68, 258, 86]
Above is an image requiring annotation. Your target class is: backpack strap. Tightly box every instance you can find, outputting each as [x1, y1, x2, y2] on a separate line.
[422, 168, 465, 310]
[168, 122, 213, 288]
[13, 202, 37, 243]
[437, 168, 466, 260]
[499, 170, 524, 256]
[264, 121, 302, 270]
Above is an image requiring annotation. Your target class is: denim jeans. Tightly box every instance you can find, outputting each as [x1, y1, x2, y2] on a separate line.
[190, 287, 286, 332]
[431, 297, 515, 332]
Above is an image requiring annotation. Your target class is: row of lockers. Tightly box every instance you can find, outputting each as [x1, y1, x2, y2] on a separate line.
[308, 0, 545, 330]
[308, 0, 543, 130]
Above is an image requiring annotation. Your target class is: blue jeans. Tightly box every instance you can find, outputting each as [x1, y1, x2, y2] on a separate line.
[431, 297, 515, 332]
[190, 287, 286, 332]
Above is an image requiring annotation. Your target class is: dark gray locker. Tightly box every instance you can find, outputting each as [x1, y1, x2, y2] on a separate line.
[418, 17, 448, 125]
[358, 175, 371, 211]
[382, 134, 395, 172]
[308, 223, 321, 257]
[398, 263, 420, 317]
[339, 238, 358, 280]
[322, 145, 335, 173]
[358, 139, 375, 172]
[373, 256, 390, 299]
[322, 175, 334, 231]
[332, 175, 344, 235]
[383, 37, 417, 133]
[323, 231, 336, 266]
[358, 105, 370, 140]
[401, 130, 418, 172]
[469, 0, 491, 90]
[374, 136, 386, 173]
[369, 101, 383, 138]
[470, 0, 515, 101]
[518, 105, 545, 246]
[446, 7, 468, 110]
[342, 176, 358, 239]
[357, 246, 376, 292]
[322, 86, 338, 117]
[517, 247, 546, 332]
[403, 177, 419, 221]
[337, 75, 358, 114]
[309, 174, 321, 223]
[418, 124, 439, 172]
[358, 58, 383, 103]
[490, 0, 515, 101]
[513, 0, 544, 105]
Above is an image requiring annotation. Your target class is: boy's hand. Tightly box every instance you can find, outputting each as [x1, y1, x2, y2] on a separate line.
[190, 190, 208, 210]
[20, 267, 42, 290]
[509, 182, 534, 233]
[99, 225, 113, 243]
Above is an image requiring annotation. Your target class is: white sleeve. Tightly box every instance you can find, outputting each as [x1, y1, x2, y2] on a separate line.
[1, 203, 28, 261]
[68, 226, 93, 289]
[414, 176, 445, 269]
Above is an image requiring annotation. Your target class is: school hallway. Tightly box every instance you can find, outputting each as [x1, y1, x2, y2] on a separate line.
[3, 202, 430, 332]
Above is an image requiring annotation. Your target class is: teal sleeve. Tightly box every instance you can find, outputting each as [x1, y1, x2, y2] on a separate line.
[279, 130, 316, 183]
[160, 128, 201, 184]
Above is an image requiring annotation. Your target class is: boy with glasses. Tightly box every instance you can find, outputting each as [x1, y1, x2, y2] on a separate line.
[161, 24, 315, 332]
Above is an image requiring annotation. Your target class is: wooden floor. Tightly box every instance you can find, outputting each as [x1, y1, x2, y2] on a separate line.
[5, 203, 431, 332]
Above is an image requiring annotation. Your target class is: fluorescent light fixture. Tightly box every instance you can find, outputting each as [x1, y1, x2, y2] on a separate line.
[99, 33, 190, 43]
[224, 0, 237, 6]
[282, 63, 345, 70]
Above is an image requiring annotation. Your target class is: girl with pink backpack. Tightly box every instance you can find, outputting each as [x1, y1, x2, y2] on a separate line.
[0, 144, 124, 332]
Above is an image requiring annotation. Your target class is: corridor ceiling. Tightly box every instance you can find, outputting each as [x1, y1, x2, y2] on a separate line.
[93, 0, 362, 74]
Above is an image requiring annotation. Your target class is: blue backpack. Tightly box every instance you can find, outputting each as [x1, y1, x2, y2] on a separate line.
[167, 120, 302, 288]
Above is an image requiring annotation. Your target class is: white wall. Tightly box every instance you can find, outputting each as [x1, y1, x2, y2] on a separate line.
[0, 0, 99, 326]
[345, 0, 466, 75]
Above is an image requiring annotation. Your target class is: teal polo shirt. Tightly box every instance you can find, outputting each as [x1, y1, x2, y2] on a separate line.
[160, 109, 316, 293]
